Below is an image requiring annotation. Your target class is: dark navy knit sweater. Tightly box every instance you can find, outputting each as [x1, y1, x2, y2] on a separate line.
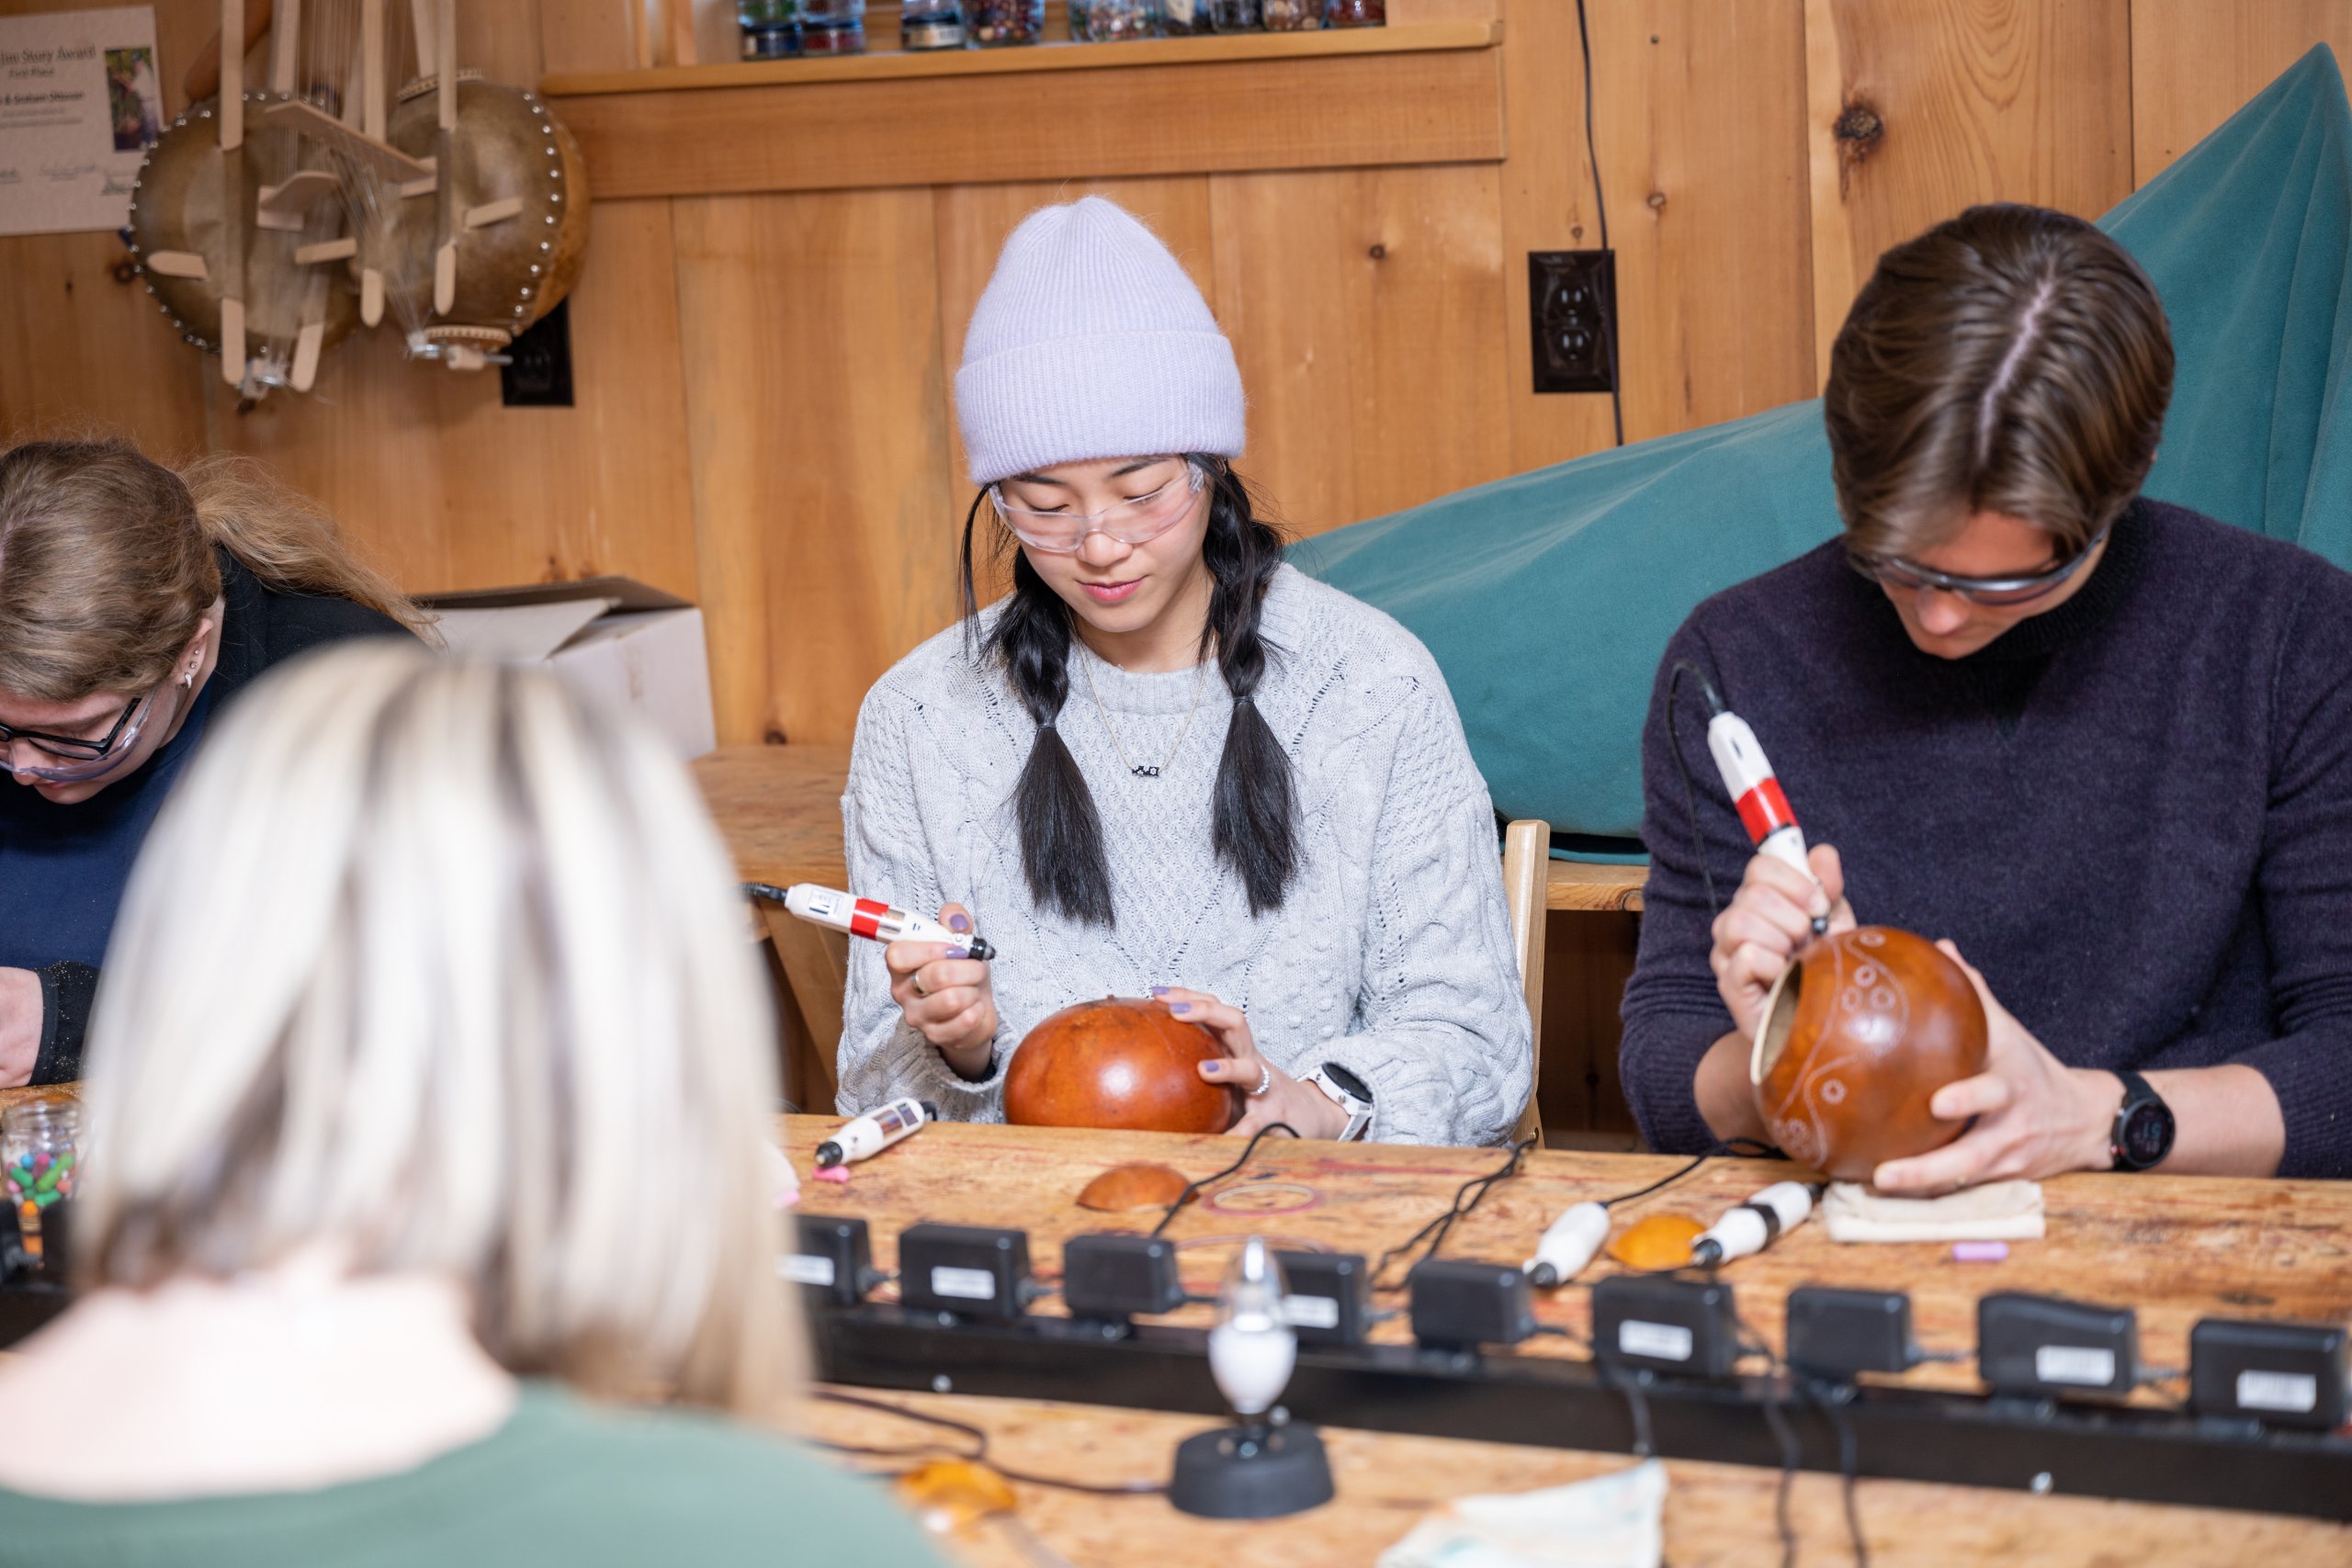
[1620, 499, 2352, 1179]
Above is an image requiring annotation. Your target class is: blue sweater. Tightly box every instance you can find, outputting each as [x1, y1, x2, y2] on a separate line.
[0, 553, 405, 1079]
[1620, 500, 2352, 1179]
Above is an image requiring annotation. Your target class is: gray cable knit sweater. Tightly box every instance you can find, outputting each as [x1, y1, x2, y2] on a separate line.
[837, 565, 1532, 1145]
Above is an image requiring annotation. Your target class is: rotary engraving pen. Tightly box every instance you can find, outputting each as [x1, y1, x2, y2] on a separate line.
[749, 883, 997, 962]
[1695, 685, 1832, 938]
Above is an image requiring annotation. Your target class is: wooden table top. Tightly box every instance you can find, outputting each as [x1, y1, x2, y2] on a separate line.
[784, 1117, 2351, 1566]
[694, 743, 1646, 913]
[805, 1389, 2348, 1568]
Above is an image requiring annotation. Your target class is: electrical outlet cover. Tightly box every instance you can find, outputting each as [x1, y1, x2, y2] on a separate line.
[1529, 250, 1616, 395]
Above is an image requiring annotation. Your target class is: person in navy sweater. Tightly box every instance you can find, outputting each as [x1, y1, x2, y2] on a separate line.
[1621, 204, 2352, 1185]
[0, 441, 420, 1087]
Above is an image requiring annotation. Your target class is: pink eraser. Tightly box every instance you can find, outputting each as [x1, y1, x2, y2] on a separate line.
[1951, 1241, 2008, 1262]
[813, 1165, 851, 1184]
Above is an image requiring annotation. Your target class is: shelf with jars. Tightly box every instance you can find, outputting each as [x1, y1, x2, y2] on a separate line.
[537, 17, 1500, 200]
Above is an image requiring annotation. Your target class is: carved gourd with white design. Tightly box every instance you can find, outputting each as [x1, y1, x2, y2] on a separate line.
[1751, 927, 1989, 1182]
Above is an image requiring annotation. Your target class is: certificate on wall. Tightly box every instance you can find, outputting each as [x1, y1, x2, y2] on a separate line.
[0, 6, 161, 237]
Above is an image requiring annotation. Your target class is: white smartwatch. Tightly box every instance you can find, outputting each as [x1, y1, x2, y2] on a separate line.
[1305, 1062, 1374, 1142]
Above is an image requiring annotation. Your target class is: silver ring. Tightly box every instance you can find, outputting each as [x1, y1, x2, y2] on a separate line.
[911, 975, 928, 998]
[1249, 1063, 1272, 1098]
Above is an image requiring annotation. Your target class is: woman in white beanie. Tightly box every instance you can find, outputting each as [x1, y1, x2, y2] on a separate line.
[837, 197, 1532, 1146]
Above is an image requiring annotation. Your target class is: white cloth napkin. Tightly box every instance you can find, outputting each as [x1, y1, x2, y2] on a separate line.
[1821, 1179, 2045, 1243]
[1377, 1458, 1667, 1568]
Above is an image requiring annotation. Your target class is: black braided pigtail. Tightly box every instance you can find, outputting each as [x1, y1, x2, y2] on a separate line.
[1199, 459, 1299, 915]
[961, 490, 1116, 927]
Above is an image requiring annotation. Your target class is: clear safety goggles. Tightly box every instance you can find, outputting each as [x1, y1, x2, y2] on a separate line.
[988, 458, 1205, 555]
[1, 688, 157, 784]
[1852, 524, 2109, 607]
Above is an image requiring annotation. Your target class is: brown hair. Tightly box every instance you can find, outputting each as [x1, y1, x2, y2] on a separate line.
[1823, 203, 2174, 562]
[0, 438, 424, 703]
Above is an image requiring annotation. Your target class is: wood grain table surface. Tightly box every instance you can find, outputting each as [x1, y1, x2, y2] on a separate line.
[692, 743, 1647, 914]
[783, 1117, 2352, 1567]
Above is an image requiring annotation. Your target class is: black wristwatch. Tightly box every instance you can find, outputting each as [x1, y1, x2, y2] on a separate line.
[2109, 1069, 2176, 1171]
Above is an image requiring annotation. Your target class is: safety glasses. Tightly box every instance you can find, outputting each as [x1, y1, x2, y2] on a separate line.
[1, 689, 157, 784]
[1852, 525, 2110, 608]
[989, 459, 1205, 556]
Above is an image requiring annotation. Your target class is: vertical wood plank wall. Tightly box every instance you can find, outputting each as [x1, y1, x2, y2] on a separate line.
[2, 0, 2346, 1135]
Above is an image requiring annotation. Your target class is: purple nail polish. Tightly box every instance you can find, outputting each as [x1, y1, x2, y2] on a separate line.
[1951, 1241, 2008, 1263]
[1170, 1001, 1191, 1014]
[945, 947, 969, 961]
[948, 913, 971, 932]
[1149, 986, 1170, 998]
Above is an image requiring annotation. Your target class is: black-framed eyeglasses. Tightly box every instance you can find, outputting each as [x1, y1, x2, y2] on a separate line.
[0, 690, 157, 784]
[1851, 525, 2110, 608]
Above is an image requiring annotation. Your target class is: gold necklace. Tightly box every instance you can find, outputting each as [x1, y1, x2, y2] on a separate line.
[1080, 653, 1210, 778]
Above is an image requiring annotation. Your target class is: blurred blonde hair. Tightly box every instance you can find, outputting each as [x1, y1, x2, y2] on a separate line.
[76, 641, 796, 1418]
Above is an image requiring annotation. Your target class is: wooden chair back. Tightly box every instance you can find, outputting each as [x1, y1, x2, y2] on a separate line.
[1499, 819, 1550, 1147]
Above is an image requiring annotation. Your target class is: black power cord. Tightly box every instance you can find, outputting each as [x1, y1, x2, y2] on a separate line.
[1370, 1137, 1537, 1291]
[1732, 1325, 1803, 1568]
[1600, 1151, 1707, 1210]
[1665, 660, 1730, 919]
[813, 1390, 1166, 1496]
[1571, 0, 1624, 447]
[1148, 1122, 1302, 1239]
[1796, 1374, 1872, 1568]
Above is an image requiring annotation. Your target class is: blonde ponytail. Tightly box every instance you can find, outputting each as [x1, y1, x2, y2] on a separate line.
[179, 454, 427, 635]
[0, 438, 425, 703]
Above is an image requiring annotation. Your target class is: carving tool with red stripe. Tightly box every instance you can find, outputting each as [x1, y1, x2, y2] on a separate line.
[755, 883, 997, 962]
[1701, 697, 1831, 938]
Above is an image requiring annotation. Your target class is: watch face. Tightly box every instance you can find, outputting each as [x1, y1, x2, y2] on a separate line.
[1319, 1062, 1372, 1103]
[2120, 1100, 2176, 1168]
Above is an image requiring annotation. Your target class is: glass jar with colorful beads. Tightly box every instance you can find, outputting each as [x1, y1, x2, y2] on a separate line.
[1260, 0, 1319, 29]
[1071, 0, 1162, 40]
[2, 1099, 78, 1262]
[799, 0, 865, 53]
[899, 2, 967, 49]
[737, 0, 800, 57]
[967, 0, 1044, 46]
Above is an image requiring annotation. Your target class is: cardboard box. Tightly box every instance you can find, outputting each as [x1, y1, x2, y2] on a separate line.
[420, 577, 717, 761]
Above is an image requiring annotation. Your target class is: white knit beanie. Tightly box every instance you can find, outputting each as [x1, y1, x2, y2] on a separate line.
[956, 197, 1246, 487]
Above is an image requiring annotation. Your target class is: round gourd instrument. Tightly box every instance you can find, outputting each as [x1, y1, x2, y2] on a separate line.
[128, 0, 591, 397]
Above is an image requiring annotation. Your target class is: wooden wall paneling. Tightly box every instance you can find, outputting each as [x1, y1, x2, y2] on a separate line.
[0, 234, 210, 456]
[1591, 1, 1815, 442]
[1207, 164, 1511, 536]
[1533, 912, 1642, 1145]
[1207, 170, 1364, 532]
[1386, 0, 1496, 19]
[1346, 164, 1513, 524]
[214, 197, 700, 600]
[552, 46, 1506, 199]
[1492, 0, 1615, 475]
[540, 0, 647, 75]
[1802, 0, 2135, 386]
[2130, 2, 2352, 186]
[449, 0, 547, 82]
[671, 187, 959, 747]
